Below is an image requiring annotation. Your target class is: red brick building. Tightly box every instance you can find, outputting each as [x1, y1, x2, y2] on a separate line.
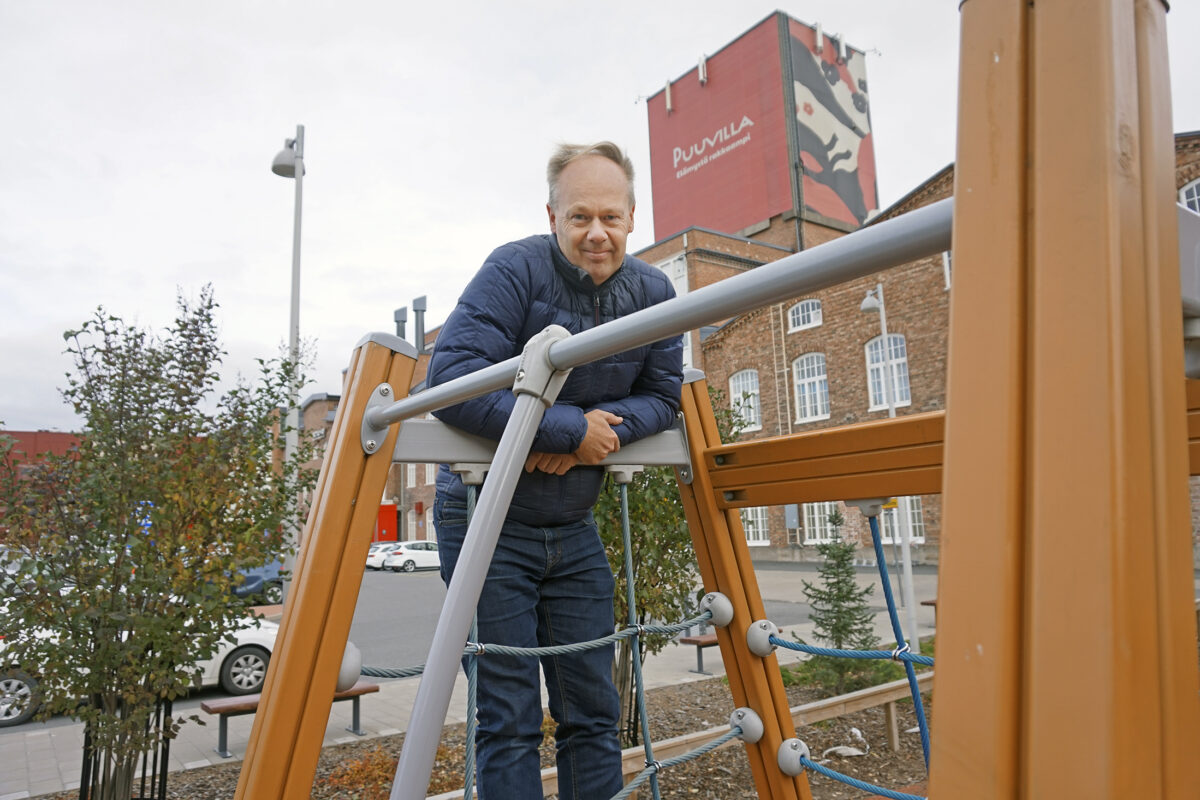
[634, 132, 1200, 565]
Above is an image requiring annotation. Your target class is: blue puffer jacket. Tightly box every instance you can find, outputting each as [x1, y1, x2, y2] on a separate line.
[427, 234, 684, 526]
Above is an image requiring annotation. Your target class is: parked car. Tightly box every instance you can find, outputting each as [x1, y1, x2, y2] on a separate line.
[0, 613, 281, 728]
[235, 559, 285, 605]
[382, 541, 440, 573]
[365, 542, 402, 570]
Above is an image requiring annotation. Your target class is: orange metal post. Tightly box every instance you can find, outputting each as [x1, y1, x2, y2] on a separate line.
[931, 2, 1200, 798]
[235, 334, 416, 800]
[676, 379, 811, 800]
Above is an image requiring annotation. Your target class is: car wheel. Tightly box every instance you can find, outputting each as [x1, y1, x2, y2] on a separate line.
[0, 671, 40, 728]
[220, 646, 270, 695]
[262, 581, 283, 605]
[402, 560, 416, 573]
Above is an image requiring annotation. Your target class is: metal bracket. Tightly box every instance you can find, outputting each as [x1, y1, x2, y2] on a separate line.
[845, 497, 888, 518]
[512, 325, 572, 406]
[672, 411, 693, 485]
[450, 463, 489, 486]
[605, 464, 644, 485]
[361, 383, 395, 454]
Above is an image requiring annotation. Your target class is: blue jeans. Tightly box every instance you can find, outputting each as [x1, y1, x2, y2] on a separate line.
[435, 495, 623, 800]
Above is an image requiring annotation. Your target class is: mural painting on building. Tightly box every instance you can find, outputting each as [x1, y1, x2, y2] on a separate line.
[787, 18, 878, 227]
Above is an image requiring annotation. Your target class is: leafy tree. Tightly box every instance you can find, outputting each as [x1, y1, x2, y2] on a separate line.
[595, 385, 745, 746]
[0, 287, 315, 799]
[797, 507, 882, 695]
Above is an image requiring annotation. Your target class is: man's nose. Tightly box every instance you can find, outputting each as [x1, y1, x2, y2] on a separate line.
[586, 218, 607, 240]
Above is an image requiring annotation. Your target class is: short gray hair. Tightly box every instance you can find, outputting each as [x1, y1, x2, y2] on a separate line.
[546, 141, 635, 212]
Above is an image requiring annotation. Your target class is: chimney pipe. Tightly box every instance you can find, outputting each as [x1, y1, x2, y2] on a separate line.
[413, 296, 428, 354]
[394, 307, 408, 339]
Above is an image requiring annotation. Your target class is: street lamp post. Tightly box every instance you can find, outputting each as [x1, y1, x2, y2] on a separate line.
[272, 124, 305, 604]
[860, 283, 921, 650]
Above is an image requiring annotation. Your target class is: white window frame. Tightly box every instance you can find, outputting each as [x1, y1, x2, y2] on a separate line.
[406, 463, 417, 489]
[942, 250, 952, 290]
[877, 496, 926, 544]
[866, 334, 912, 412]
[740, 506, 770, 546]
[425, 462, 436, 484]
[1181, 178, 1200, 214]
[729, 369, 762, 432]
[792, 352, 831, 422]
[656, 253, 693, 367]
[802, 501, 841, 545]
[422, 507, 435, 542]
[787, 299, 823, 332]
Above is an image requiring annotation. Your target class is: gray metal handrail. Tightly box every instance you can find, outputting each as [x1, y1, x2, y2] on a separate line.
[365, 197, 954, 437]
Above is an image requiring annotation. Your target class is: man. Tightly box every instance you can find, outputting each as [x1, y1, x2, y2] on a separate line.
[427, 142, 683, 799]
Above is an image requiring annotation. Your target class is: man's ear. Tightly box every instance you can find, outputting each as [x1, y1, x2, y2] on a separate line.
[628, 204, 635, 234]
[546, 204, 557, 234]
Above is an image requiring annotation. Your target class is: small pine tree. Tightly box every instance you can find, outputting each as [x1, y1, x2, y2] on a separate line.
[798, 507, 881, 694]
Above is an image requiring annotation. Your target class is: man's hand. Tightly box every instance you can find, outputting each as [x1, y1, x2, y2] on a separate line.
[574, 409, 623, 465]
[524, 409, 623, 475]
[524, 452, 580, 475]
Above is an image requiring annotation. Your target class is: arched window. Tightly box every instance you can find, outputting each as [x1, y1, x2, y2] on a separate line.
[865, 334, 911, 411]
[1181, 178, 1200, 214]
[728, 369, 761, 431]
[792, 353, 830, 422]
[788, 299, 823, 332]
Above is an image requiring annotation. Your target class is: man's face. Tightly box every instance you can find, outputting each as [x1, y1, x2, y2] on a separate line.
[547, 155, 635, 284]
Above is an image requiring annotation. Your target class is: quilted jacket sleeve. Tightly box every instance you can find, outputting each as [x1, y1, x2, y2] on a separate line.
[426, 247, 589, 453]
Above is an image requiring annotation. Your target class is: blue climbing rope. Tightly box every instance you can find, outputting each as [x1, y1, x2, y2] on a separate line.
[867, 515, 932, 768]
[798, 755, 926, 800]
[769, 637, 934, 666]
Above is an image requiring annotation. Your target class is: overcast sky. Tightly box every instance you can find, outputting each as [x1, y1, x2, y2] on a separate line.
[3, 1, 1198, 432]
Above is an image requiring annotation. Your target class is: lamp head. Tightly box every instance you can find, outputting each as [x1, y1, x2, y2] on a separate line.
[860, 289, 881, 313]
[271, 139, 304, 178]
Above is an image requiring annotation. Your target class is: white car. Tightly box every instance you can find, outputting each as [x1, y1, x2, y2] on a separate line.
[381, 541, 440, 573]
[0, 614, 280, 728]
[365, 542, 402, 570]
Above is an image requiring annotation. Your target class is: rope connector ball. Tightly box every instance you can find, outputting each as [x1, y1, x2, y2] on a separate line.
[698, 591, 735, 627]
[777, 737, 811, 776]
[746, 619, 781, 657]
[729, 707, 764, 743]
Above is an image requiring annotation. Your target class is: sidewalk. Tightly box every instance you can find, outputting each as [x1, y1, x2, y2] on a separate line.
[0, 566, 939, 800]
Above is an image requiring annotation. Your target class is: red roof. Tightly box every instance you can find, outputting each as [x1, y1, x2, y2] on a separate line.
[3, 430, 81, 465]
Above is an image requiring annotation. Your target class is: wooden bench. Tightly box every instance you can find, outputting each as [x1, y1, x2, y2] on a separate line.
[199, 679, 380, 758]
[677, 631, 719, 675]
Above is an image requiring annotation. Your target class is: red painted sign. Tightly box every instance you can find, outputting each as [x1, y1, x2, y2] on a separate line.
[648, 16, 792, 240]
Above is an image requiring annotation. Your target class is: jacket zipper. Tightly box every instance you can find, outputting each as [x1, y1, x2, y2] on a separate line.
[593, 293, 600, 327]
